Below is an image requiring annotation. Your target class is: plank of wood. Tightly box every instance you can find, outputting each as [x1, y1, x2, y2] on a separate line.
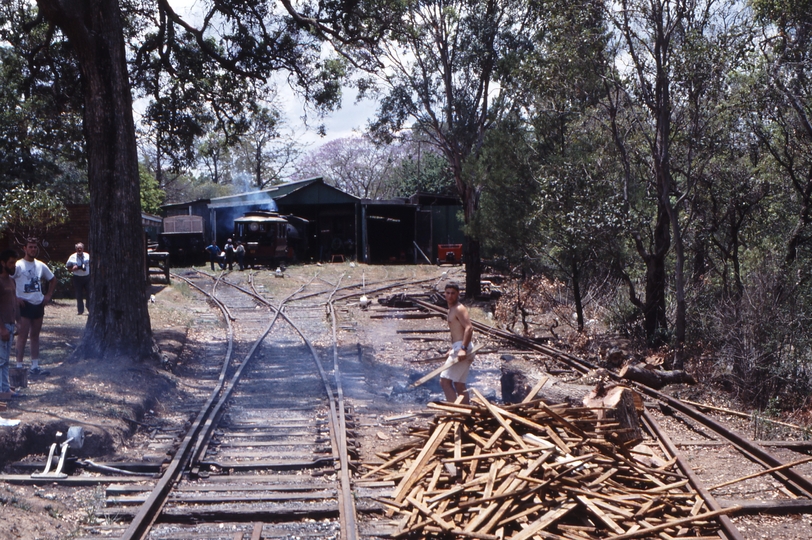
[361, 448, 417, 479]
[250, 523, 263, 540]
[576, 494, 626, 534]
[410, 344, 485, 387]
[387, 420, 455, 516]
[509, 501, 577, 540]
[0, 474, 147, 485]
[471, 388, 528, 449]
[97, 503, 339, 522]
[405, 495, 454, 531]
[709, 455, 812, 491]
[522, 376, 550, 402]
[442, 446, 551, 463]
[108, 490, 336, 505]
[603, 506, 741, 540]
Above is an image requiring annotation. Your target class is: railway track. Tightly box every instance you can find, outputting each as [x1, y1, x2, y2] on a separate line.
[4, 265, 808, 539]
[58, 268, 446, 540]
[76, 270, 366, 540]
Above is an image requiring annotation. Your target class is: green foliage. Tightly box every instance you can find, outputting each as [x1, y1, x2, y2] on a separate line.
[0, 3, 85, 194]
[687, 257, 812, 408]
[0, 186, 68, 246]
[139, 166, 165, 215]
[391, 150, 456, 198]
[47, 261, 73, 299]
[753, 0, 812, 25]
[471, 117, 539, 266]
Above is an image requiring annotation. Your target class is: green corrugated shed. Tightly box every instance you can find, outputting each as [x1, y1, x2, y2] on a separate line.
[207, 178, 358, 209]
[431, 205, 465, 248]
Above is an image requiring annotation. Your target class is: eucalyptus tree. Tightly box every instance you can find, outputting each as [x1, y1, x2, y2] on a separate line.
[391, 145, 456, 198]
[608, 0, 752, 360]
[526, 0, 623, 332]
[233, 104, 301, 189]
[471, 116, 539, 272]
[751, 0, 812, 265]
[469, 0, 623, 331]
[196, 132, 234, 186]
[0, 2, 84, 193]
[366, 0, 538, 296]
[21, 0, 397, 360]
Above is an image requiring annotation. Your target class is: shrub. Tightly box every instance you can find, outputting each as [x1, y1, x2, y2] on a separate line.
[48, 262, 74, 299]
[687, 258, 812, 409]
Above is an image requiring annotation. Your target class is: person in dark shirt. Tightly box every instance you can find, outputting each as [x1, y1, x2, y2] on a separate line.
[205, 243, 223, 271]
[223, 238, 235, 271]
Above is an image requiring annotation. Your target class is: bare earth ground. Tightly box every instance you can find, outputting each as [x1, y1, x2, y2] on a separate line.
[1, 264, 811, 539]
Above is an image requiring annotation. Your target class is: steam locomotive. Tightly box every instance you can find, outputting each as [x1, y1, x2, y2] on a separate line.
[233, 210, 308, 265]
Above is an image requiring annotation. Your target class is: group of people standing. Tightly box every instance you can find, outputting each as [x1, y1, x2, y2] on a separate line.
[205, 238, 245, 271]
[0, 239, 90, 397]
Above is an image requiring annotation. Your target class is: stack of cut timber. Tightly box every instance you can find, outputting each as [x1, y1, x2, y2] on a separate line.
[361, 389, 733, 539]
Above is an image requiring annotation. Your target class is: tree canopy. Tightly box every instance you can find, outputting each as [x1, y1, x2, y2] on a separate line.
[5, 0, 812, 405]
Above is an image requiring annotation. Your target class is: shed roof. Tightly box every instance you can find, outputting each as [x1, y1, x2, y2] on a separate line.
[207, 177, 358, 209]
[161, 198, 211, 210]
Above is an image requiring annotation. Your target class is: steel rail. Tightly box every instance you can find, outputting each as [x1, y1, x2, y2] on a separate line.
[327, 277, 360, 540]
[186, 278, 312, 470]
[239, 272, 361, 540]
[290, 274, 438, 303]
[635, 384, 812, 499]
[121, 272, 238, 540]
[123, 271, 311, 539]
[406, 295, 812, 532]
[642, 411, 745, 540]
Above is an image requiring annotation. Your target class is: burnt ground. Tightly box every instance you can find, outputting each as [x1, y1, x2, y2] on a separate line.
[0, 264, 811, 539]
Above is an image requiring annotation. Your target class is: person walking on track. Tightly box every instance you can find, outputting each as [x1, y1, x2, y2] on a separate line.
[439, 281, 476, 404]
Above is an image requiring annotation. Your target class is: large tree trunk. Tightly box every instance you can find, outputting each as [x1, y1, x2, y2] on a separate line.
[464, 238, 482, 298]
[455, 164, 481, 298]
[37, 0, 157, 360]
[643, 206, 670, 342]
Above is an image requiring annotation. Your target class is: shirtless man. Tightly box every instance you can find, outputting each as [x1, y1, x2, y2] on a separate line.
[440, 282, 475, 404]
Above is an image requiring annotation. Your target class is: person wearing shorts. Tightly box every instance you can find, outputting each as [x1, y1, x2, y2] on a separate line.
[440, 282, 475, 404]
[14, 239, 55, 377]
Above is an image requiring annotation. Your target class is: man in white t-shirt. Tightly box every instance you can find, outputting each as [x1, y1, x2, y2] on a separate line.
[13, 239, 55, 376]
[66, 242, 90, 315]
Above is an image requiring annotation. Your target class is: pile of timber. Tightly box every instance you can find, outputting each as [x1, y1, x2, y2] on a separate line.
[362, 387, 733, 539]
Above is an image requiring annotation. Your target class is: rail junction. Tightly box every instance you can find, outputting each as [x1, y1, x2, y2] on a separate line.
[2, 266, 812, 539]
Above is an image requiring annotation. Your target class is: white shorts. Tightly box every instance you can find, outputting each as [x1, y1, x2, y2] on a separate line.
[440, 341, 475, 383]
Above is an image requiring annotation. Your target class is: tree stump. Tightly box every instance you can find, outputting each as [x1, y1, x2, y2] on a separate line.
[500, 366, 531, 404]
[583, 383, 644, 446]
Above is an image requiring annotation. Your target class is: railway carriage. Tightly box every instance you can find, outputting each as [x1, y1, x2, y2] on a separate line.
[159, 214, 206, 266]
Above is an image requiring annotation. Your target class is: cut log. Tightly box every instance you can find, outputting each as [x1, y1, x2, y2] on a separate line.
[583, 385, 644, 446]
[619, 364, 695, 389]
[500, 366, 531, 404]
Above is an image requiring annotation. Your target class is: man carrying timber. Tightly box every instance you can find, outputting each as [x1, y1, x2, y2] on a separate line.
[440, 281, 475, 404]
